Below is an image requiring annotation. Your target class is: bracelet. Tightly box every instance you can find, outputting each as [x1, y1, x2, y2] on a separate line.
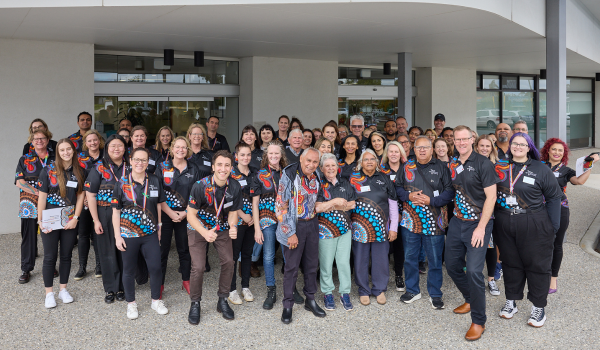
[158, 223, 163, 227]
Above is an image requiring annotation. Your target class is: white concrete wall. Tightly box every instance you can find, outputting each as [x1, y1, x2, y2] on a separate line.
[0, 39, 94, 234]
[240, 56, 338, 130]
[596, 81, 600, 148]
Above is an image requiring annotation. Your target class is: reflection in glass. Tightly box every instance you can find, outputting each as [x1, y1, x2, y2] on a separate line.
[482, 75, 500, 89]
[519, 77, 535, 90]
[566, 78, 593, 92]
[539, 92, 591, 148]
[476, 91, 500, 136]
[503, 92, 535, 143]
[501, 76, 518, 90]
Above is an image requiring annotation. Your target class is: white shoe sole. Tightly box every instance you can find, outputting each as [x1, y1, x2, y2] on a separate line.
[45, 302, 57, 309]
[429, 297, 445, 309]
[528, 315, 546, 327]
[228, 297, 243, 305]
[401, 293, 421, 304]
[499, 308, 518, 319]
[489, 290, 501, 296]
[396, 286, 406, 292]
[127, 313, 138, 320]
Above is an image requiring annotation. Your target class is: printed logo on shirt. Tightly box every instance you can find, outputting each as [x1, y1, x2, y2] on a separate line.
[467, 166, 475, 172]
[225, 191, 233, 199]
[149, 184, 158, 191]
[429, 169, 439, 175]
[526, 170, 537, 177]
[184, 173, 193, 178]
[376, 180, 385, 185]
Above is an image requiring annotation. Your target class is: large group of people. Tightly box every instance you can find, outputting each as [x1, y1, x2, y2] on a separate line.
[14, 112, 599, 341]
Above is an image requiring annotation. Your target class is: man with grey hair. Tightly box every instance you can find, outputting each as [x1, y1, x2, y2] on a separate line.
[512, 120, 528, 135]
[285, 128, 304, 164]
[276, 148, 325, 324]
[349, 115, 368, 151]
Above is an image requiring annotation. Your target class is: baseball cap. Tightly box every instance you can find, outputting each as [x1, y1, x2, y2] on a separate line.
[434, 113, 445, 122]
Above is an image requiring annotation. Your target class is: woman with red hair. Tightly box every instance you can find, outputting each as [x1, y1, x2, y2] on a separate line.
[540, 138, 599, 293]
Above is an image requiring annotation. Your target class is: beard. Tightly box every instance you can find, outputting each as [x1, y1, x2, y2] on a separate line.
[498, 136, 508, 142]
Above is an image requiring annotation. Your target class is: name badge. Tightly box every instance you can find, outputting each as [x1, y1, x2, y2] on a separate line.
[239, 179, 247, 187]
[66, 181, 78, 188]
[506, 195, 517, 205]
[360, 185, 371, 192]
[523, 176, 535, 185]
[390, 175, 396, 181]
[433, 190, 439, 197]
[204, 161, 211, 167]
[224, 201, 233, 208]
[456, 165, 464, 174]
[164, 172, 174, 178]
[150, 190, 158, 197]
[553, 172, 560, 178]
[149, 159, 155, 166]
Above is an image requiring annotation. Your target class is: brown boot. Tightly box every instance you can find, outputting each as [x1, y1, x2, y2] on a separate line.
[465, 323, 485, 341]
[453, 302, 471, 314]
[251, 262, 261, 278]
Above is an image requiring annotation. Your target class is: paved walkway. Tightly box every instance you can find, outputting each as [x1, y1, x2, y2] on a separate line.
[1, 148, 599, 349]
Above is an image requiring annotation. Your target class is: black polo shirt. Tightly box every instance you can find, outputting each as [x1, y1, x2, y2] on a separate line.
[380, 162, 401, 183]
[495, 158, 562, 211]
[349, 170, 398, 243]
[15, 150, 56, 219]
[84, 160, 129, 207]
[155, 159, 201, 211]
[249, 148, 263, 170]
[188, 149, 214, 179]
[68, 130, 84, 153]
[38, 164, 80, 209]
[338, 159, 359, 180]
[449, 150, 500, 221]
[250, 167, 281, 230]
[111, 173, 166, 237]
[544, 162, 576, 208]
[207, 133, 230, 152]
[495, 143, 510, 160]
[231, 165, 256, 226]
[128, 147, 161, 174]
[285, 146, 301, 165]
[188, 175, 242, 233]
[316, 175, 356, 239]
[78, 150, 104, 176]
[275, 131, 289, 147]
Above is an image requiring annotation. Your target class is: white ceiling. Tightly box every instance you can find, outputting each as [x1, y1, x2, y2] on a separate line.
[0, 2, 599, 76]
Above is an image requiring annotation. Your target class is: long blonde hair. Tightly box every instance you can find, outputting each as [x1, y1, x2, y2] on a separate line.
[475, 134, 499, 164]
[381, 141, 407, 165]
[155, 126, 175, 153]
[54, 139, 85, 198]
[260, 140, 288, 169]
[186, 123, 209, 150]
[82, 130, 105, 151]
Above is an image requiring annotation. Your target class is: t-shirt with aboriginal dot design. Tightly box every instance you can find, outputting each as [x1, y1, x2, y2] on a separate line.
[231, 165, 256, 226]
[250, 167, 281, 230]
[15, 150, 55, 219]
[316, 175, 356, 239]
[77, 150, 104, 176]
[111, 173, 166, 238]
[155, 159, 201, 211]
[187, 175, 243, 233]
[38, 163, 80, 209]
[84, 161, 129, 207]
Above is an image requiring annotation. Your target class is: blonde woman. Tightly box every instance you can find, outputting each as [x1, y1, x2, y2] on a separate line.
[154, 126, 175, 162]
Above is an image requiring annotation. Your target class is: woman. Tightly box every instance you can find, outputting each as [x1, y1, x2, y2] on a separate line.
[155, 136, 200, 297]
[316, 153, 357, 311]
[350, 149, 399, 306]
[408, 126, 423, 145]
[540, 138, 599, 294]
[228, 141, 257, 305]
[312, 128, 322, 140]
[153, 126, 175, 162]
[259, 124, 275, 150]
[290, 117, 304, 131]
[38, 138, 85, 308]
[366, 131, 387, 160]
[85, 135, 128, 304]
[252, 140, 288, 310]
[130, 125, 161, 174]
[425, 129, 437, 142]
[322, 123, 341, 157]
[315, 137, 334, 155]
[240, 125, 262, 170]
[475, 134, 501, 296]
[433, 138, 453, 164]
[74, 130, 105, 281]
[112, 148, 168, 320]
[338, 125, 349, 140]
[362, 128, 373, 139]
[186, 123, 214, 180]
[494, 133, 562, 328]
[302, 129, 315, 149]
[118, 128, 132, 148]
[22, 119, 58, 156]
[338, 135, 361, 180]
[15, 129, 55, 284]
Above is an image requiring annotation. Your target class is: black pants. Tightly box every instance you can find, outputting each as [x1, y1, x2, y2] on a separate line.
[77, 208, 100, 267]
[41, 228, 78, 288]
[486, 247, 497, 278]
[231, 224, 254, 291]
[445, 217, 492, 326]
[551, 207, 569, 277]
[122, 234, 162, 302]
[282, 218, 319, 308]
[160, 213, 191, 284]
[96, 206, 123, 293]
[392, 224, 404, 278]
[21, 218, 38, 272]
[494, 209, 554, 308]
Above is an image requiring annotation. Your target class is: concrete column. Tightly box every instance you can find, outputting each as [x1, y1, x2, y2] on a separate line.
[546, 0, 567, 141]
[398, 53, 413, 127]
[595, 80, 600, 147]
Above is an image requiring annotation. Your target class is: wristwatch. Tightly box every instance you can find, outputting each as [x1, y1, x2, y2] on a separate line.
[73, 215, 79, 220]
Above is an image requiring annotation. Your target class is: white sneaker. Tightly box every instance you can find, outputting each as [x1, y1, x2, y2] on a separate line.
[58, 289, 74, 304]
[488, 280, 500, 296]
[228, 290, 243, 305]
[45, 292, 56, 309]
[528, 306, 546, 327]
[127, 302, 138, 320]
[499, 300, 518, 319]
[242, 288, 254, 302]
[151, 300, 169, 315]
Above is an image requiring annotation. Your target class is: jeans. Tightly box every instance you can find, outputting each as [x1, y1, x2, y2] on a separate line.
[262, 224, 278, 287]
[402, 227, 445, 298]
[252, 242, 262, 262]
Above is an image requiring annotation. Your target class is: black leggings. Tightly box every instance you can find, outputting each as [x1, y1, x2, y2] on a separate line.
[485, 247, 497, 278]
[41, 228, 78, 288]
[551, 207, 570, 277]
[160, 212, 191, 284]
[21, 218, 38, 272]
[77, 208, 100, 267]
[231, 224, 254, 291]
[392, 227, 405, 277]
[96, 206, 123, 293]
[122, 234, 162, 302]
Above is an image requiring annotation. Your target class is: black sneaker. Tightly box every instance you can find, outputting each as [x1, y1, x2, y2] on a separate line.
[74, 265, 86, 281]
[528, 306, 546, 327]
[419, 262, 427, 274]
[499, 300, 518, 319]
[429, 297, 445, 309]
[395, 276, 405, 292]
[94, 264, 102, 278]
[263, 286, 277, 310]
[400, 292, 421, 304]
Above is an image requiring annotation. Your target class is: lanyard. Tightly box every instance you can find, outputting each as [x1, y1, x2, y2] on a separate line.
[211, 137, 218, 151]
[552, 163, 564, 172]
[211, 177, 228, 229]
[129, 173, 148, 212]
[108, 162, 127, 184]
[268, 165, 279, 195]
[509, 164, 527, 194]
[39, 154, 48, 168]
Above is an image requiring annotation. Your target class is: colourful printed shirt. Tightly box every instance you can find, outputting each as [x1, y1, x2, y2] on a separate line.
[68, 131, 84, 153]
[230, 166, 256, 226]
[38, 163, 80, 209]
[155, 159, 201, 211]
[317, 176, 356, 239]
[250, 167, 281, 230]
[111, 173, 166, 238]
[187, 175, 242, 233]
[77, 150, 103, 176]
[15, 150, 55, 219]
[84, 161, 129, 207]
[544, 162, 577, 208]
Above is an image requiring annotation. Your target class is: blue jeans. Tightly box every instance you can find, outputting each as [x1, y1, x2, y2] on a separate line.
[402, 227, 445, 298]
[262, 224, 278, 287]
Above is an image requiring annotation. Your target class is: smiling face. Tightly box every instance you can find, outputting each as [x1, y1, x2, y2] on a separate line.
[409, 128, 421, 143]
[159, 129, 172, 147]
[290, 121, 301, 130]
[242, 130, 257, 148]
[414, 138, 433, 163]
[442, 129, 454, 146]
[426, 131, 436, 141]
[119, 119, 132, 131]
[289, 132, 303, 149]
[495, 123, 512, 143]
[237, 146, 252, 166]
[549, 143, 565, 163]
[58, 141, 74, 162]
[260, 129, 273, 143]
[130, 150, 149, 174]
[278, 118, 289, 133]
[434, 140, 448, 159]
[132, 130, 147, 148]
[85, 133, 100, 152]
[384, 121, 397, 136]
[350, 119, 364, 137]
[397, 135, 411, 154]
[172, 139, 188, 160]
[267, 144, 282, 167]
[434, 118, 445, 130]
[387, 144, 401, 164]
[318, 140, 332, 154]
[107, 139, 125, 162]
[32, 131, 49, 150]
[338, 126, 348, 139]
[313, 130, 322, 139]
[396, 118, 408, 133]
[206, 117, 219, 133]
[343, 137, 358, 156]
[189, 127, 204, 146]
[300, 150, 320, 176]
[371, 134, 385, 152]
[78, 113, 92, 132]
[453, 129, 473, 156]
[323, 126, 337, 143]
[477, 138, 493, 158]
[361, 152, 377, 174]
[321, 158, 338, 180]
[302, 131, 313, 147]
[212, 155, 232, 182]
[118, 130, 130, 143]
[510, 136, 529, 160]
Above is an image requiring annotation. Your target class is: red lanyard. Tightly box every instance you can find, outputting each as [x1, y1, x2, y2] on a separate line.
[509, 164, 527, 194]
[268, 165, 279, 195]
[211, 137, 218, 151]
[212, 177, 228, 230]
[129, 173, 148, 212]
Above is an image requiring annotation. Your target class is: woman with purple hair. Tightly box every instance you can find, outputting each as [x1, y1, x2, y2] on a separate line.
[492, 132, 562, 328]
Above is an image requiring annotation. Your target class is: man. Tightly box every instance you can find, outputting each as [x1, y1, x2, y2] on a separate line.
[442, 127, 454, 149]
[446, 125, 499, 341]
[69, 112, 92, 152]
[186, 150, 242, 324]
[512, 120, 528, 134]
[396, 136, 454, 309]
[119, 118, 132, 131]
[349, 115, 368, 150]
[275, 115, 290, 147]
[396, 116, 408, 134]
[494, 123, 512, 160]
[434, 113, 446, 136]
[276, 148, 325, 324]
[206, 116, 230, 152]
[285, 129, 304, 164]
[384, 120, 397, 141]
[397, 133, 413, 159]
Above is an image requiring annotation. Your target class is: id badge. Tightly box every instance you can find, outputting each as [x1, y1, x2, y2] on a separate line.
[150, 190, 159, 197]
[553, 172, 560, 178]
[239, 179, 247, 187]
[456, 165, 464, 174]
[390, 175, 396, 181]
[360, 185, 371, 192]
[204, 161, 211, 167]
[66, 181, 78, 188]
[506, 195, 517, 205]
[433, 190, 439, 197]
[164, 172, 174, 178]
[149, 159, 155, 166]
[224, 201, 233, 208]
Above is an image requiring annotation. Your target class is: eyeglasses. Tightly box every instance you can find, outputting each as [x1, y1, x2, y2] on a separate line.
[131, 158, 149, 164]
[511, 142, 529, 149]
[350, 125, 363, 129]
[33, 137, 47, 142]
[454, 137, 472, 143]
[173, 146, 188, 150]
[415, 146, 431, 151]
[109, 144, 125, 149]
[191, 133, 204, 137]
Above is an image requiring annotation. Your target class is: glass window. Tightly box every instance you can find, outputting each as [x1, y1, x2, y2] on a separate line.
[539, 79, 546, 90]
[567, 78, 593, 92]
[476, 91, 500, 136]
[539, 92, 591, 148]
[503, 92, 535, 143]
[520, 77, 535, 90]
[476, 74, 481, 89]
[338, 67, 398, 86]
[502, 76, 518, 90]
[482, 75, 500, 90]
[343, 98, 396, 128]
